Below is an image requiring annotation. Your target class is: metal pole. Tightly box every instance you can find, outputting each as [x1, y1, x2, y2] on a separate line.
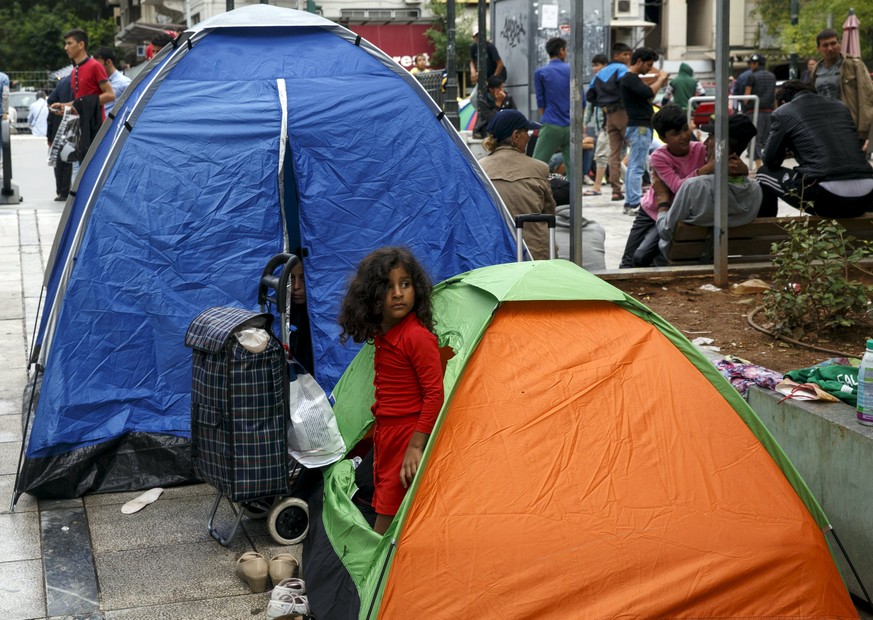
[477, 0, 487, 97]
[185, 0, 192, 27]
[445, 0, 460, 129]
[569, 0, 584, 264]
[713, 0, 730, 287]
[789, 0, 799, 79]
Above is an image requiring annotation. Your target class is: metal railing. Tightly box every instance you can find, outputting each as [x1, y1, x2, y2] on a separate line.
[414, 71, 444, 108]
[5, 71, 58, 92]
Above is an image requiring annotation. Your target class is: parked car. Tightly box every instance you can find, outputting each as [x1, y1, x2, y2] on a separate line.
[8, 91, 37, 134]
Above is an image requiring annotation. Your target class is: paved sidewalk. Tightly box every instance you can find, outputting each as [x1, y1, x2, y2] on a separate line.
[1, 135, 869, 619]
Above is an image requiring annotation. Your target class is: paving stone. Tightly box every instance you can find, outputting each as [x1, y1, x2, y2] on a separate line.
[0, 440, 24, 475]
[0, 414, 23, 442]
[17, 211, 40, 247]
[0, 291, 23, 322]
[0, 559, 45, 620]
[104, 593, 269, 619]
[86, 493, 276, 554]
[0, 391, 25, 417]
[41, 503, 100, 618]
[96, 540, 251, 610]
[0, 511, 42, 561]
[0, 320, 26, 366]
[82, 483, 214, 508]
[0, 366, 28, 399]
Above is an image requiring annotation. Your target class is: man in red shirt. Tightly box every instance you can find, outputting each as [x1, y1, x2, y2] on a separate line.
[49, 28, 115, 119]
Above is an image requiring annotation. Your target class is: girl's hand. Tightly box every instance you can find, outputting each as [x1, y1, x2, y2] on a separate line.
[400, 431, 429, 488]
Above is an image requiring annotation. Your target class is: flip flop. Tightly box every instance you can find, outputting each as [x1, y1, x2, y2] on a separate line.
[120, 487, 164, 514]
[583, 190, 601, 196]
[611, 193, 625, 202]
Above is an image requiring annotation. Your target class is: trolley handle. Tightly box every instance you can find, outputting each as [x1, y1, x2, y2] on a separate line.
[258, 253, 299, 312]
[514, 214, 557, 261]
[515, 213, 556, 228]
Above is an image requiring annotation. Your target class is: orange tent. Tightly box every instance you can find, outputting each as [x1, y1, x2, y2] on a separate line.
[313, 261, 857, 619]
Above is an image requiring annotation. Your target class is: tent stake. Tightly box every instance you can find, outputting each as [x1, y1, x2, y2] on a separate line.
[11, 366, 42, 511]
[365, 537, 397, 620]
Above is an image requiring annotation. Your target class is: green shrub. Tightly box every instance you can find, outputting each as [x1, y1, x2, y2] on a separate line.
[763, 219, 873, 338]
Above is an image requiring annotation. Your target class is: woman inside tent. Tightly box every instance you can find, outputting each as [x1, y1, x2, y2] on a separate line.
[286, 255, 314, 377]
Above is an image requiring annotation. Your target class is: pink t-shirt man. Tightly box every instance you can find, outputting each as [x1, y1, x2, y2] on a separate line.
[640, 141, 707, 220]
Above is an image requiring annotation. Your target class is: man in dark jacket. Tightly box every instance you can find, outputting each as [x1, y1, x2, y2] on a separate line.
[756, 80, 873, 218]
[473, 75, 515, 139]
[742, 54, 776, 167]
[46, 75, 74, 201]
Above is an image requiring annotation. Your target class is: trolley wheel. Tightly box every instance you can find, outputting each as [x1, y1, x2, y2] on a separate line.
[240, 497, 275, 520]
[268, 497, 309, 545]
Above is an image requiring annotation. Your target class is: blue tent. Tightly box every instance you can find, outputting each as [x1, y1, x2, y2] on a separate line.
[15, 5, 517, 500]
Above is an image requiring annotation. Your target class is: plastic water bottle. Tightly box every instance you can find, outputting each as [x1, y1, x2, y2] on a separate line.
[857, 339, 873, 426]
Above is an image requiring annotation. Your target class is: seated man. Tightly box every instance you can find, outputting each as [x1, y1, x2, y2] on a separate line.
[620, 104, 706, 268]
[756, 80, 873, 218]
[473, 75, 516, 138]
[655, 114, 761, 257]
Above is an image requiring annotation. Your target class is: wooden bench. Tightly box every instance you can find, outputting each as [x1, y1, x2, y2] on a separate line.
[667, 213, 873, 264]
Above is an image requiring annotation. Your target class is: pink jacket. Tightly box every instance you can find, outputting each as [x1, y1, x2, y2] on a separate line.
[640, 142, 707, 220]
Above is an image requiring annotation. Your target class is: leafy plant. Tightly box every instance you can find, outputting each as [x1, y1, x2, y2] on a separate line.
[0, 2, 116, 71]
[754, 0, 873, 65]
[424, 0, 474, 70]
[763, 218, 873, 338]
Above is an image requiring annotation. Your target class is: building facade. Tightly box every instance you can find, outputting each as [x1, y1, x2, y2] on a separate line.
[112, 0, 767, 78]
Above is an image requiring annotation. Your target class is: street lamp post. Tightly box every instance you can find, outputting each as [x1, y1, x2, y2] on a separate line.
[789, 0, 799, 79]
[444, 0, 460, 129]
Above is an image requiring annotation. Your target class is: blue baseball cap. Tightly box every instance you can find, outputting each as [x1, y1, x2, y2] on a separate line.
[486, 110, 541, 142]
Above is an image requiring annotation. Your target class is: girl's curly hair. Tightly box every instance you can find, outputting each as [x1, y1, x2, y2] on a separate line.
[338, 247, 435, 344]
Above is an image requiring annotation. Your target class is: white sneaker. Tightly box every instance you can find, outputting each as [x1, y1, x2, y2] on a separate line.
[266, 593, 309, 618]
[582, 176, 594, 186]
[272, 577, 306, 599]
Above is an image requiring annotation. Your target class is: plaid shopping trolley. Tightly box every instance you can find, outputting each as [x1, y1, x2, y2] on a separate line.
[185, 306, 293, 545]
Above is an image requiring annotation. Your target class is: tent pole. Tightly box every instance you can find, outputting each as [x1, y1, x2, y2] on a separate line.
[829, 528, 873, 607]
[365, 538, 397, 619]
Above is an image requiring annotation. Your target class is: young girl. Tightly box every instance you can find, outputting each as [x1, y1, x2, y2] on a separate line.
[338, 247, 444, 535]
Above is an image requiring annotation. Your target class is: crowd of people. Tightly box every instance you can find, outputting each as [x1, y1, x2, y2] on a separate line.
[41, 29, 170, 200]
[1, 28, 174, 201]
[466, 28, 873, 269]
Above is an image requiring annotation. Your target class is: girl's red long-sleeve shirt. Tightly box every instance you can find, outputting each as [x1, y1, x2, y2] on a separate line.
[371, 311, 444, 434]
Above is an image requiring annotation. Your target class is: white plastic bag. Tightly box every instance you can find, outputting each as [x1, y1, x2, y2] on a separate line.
[286, 365, 346, 468]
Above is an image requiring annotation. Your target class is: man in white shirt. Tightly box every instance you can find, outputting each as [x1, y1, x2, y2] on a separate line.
[28, 91, 48, 137]
[94, 47, 131, 114]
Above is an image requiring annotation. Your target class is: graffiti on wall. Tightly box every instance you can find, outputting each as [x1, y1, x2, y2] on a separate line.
[501, 15, 526, 50]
